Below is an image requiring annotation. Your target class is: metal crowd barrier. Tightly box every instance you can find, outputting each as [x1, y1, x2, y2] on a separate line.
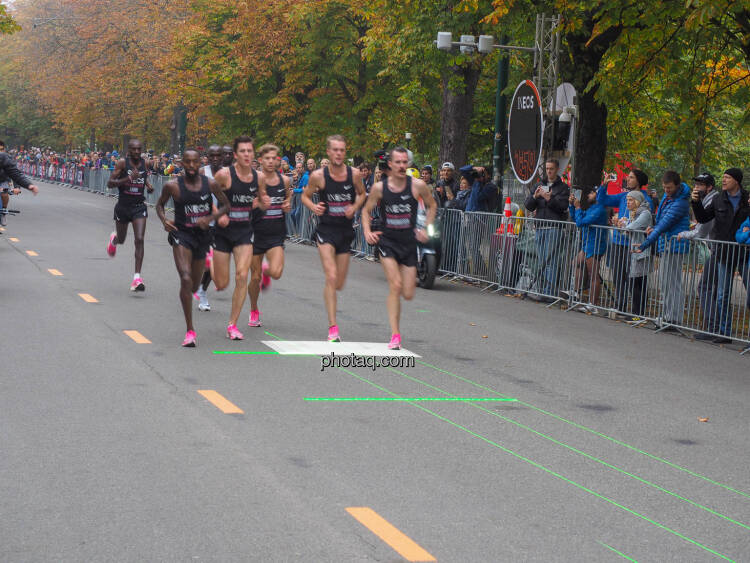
[24, 162, 170, 207]
[662, 238, 750, 345]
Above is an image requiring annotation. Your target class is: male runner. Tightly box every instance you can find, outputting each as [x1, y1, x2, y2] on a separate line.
[212, 136, 270, 340]
[363, 147, 435, 349]
[222, 145, 234, 168]
[156, 149, 230, 347]
[248, 144, 292, 327]
[106, 139, 154, 291]
[194, 144, 224, 312]
[302, 134, 366, 341]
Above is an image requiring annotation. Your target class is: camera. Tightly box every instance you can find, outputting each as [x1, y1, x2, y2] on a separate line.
[374, 149, 390, 171]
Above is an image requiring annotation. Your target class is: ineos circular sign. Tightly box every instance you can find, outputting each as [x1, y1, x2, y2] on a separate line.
[508, 80, 544, 184]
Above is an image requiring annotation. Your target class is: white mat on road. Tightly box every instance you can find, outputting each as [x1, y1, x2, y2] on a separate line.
[262, 341, 420, 357]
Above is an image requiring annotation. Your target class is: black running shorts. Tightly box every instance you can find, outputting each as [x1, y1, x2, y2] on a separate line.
[378, 236, 417, 268]
[315, 224, 355, 255]
[213, 227, 254, 253]
[253, 235, 285, 255]
[114, 202, 147, 223]
[168, 228, 212, 261]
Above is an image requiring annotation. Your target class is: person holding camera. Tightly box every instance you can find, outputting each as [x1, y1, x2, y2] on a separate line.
[567, 186, 608, 313]
[691, 168, 750, 343]
[524, 158, 570, 298]
[676, 173, 718, 337]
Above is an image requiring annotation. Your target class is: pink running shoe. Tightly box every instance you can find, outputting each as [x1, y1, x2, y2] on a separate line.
[130, 277, 145, 292]
[106, 232, 117, 257]
[388, 333, 401, 350]
[328, 325, 341, 342]
[248, 310, 262, 327]
[261, 260, 271, 290]
[226, 324, 244, 340]
[182, 330, 197, 347]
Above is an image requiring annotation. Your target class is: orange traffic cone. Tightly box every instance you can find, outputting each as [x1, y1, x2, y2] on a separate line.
[501, 197, 512, 234]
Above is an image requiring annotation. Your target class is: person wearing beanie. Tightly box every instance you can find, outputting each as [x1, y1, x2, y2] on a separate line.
[676, 172, 719, 338]
[692, 167, 750, 343]
[599, 168, 655, 314]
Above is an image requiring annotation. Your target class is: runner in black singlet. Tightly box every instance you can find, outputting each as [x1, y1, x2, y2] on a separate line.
[211, 136, 270, 340]
[156, 149, 230, 347]
[248, 144, 292, 327]
[302, 134, 366, 342]
[222, 145, 234, 168]
[193, 144, 223, 312]
[363, 147, 436, 350]
[106, 139, 154, 291]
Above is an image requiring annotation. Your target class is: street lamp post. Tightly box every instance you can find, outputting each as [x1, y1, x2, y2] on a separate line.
[405, 132, 412, 150]
[436, 33, 536, 185]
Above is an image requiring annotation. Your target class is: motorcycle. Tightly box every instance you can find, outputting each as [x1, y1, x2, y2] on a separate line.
[416, 203, 441, 289]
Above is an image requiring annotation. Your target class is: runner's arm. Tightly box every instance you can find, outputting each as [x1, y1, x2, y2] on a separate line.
[301, 170, 320, 210]
[415, 179, 437, 229]
[351, 168, 366, 211]
[255, 172, 270, 210]
[107, 159, 129, 188]
[156, 180, 178, 231]
[362, 182, 382, 243]
[301, 170, 326, 215]
[209, 178, 230, 221]
[281, 175, 292, 213]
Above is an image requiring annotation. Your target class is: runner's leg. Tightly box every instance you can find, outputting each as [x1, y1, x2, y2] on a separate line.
[400, 264, 417, 300]
[229, 244, 253, 327]
[318, 244, 339, 326]
[173, 245, 197, 333]
[381, 256, 402, 335]
[265, 246, 285, 280]
[248, 253, 263, 312]
[212, 250, 232, 291]
[132, 216, 146, 274]
[115, 220, 129, 245]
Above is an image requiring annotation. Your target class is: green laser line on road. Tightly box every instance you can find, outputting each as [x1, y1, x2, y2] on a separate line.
[384, 366, 750, 531]
[213, 350, 280, 355]
[266, 329, 745, 554]
[304, 397, 517, 402]
[598, 541, 639, 562]
[335, 366, 736, 562]
[414, 358, 750, 500]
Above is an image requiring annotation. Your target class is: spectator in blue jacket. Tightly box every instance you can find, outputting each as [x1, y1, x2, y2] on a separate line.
[636, 171, 691, 327]
[566, 186, 608, 313]
[596, 169, 653, 312]
[735, 210, 750, 314]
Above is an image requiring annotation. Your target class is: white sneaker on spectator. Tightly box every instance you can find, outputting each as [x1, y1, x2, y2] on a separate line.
[584, 305, 599, 315]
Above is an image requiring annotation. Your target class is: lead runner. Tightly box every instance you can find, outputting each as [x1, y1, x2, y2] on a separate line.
[302, 134, 366, 342]
[156, 149, 230, 347]
[362, 147, 435, 349]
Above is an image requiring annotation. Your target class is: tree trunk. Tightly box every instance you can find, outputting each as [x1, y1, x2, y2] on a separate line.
[562, 22, 622, 188]
[574, 87, 607, 188]
[439, 63, 481, 168]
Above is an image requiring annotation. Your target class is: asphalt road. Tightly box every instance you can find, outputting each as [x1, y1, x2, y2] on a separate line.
[1, 181, 748, 562]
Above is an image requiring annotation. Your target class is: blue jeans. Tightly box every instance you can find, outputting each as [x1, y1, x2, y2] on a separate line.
[535, 227, 561, 296]
[715, 261, 738, 336]
[698, 255, 719, 333]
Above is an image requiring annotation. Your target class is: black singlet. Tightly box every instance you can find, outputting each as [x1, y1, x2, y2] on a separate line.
[379, 176, 417, 241]
[319, 166, 354, 228]
[174, 175, 212, 229]
[118, 157, 148, 205]
[218, 165, 257, 231]
[254, 172, 286, 234]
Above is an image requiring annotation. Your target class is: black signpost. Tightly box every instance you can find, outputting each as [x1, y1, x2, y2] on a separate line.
[507, 80, 544, 185]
